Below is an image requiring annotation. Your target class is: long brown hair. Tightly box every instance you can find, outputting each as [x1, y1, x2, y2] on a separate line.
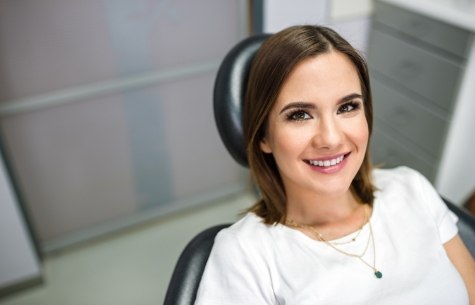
[243, 25, 376, 224]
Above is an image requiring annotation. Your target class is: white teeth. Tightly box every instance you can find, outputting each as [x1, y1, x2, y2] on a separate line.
[309, 155, 344, 167]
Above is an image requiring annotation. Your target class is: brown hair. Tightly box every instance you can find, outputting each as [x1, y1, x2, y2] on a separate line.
[243, 25, 376, 224]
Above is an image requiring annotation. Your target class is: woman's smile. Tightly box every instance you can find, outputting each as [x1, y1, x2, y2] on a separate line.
[305, 153, 347, 167]
[304, 153, 350, 174]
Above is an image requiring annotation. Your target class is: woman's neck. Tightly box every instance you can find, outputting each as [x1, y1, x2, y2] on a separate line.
[285, 190, 366, 238]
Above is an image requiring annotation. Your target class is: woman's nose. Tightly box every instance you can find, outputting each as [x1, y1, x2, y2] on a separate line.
[312, 117, 342, 149]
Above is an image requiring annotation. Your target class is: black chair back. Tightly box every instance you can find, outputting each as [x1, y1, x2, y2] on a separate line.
[163, 224, 231, 305]
[163, 34, 269, 305]
[213, 34, 270, 167]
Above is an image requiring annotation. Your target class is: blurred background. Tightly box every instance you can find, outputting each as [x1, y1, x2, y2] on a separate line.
[0, 0, 474, 304]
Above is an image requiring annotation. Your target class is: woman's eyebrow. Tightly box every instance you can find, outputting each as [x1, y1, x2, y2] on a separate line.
[279, 102, 315, 114]
[278, 93, 363, 114]
[339, 93, 363, 104]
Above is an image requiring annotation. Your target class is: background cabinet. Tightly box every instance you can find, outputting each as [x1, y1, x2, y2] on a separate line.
[368, 1, 473, 190]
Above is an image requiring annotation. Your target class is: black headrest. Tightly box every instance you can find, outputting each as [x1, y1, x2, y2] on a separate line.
[213, 34, 270, 167]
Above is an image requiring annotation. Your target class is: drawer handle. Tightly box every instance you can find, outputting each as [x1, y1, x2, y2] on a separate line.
[393, 107, 412, 123]
[386, 150, 399, 163]
[395, 60, 422, 79]
[405, 19, 431, 36]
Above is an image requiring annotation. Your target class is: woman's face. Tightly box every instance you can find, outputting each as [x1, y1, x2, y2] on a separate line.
[260, 51, 369, 201]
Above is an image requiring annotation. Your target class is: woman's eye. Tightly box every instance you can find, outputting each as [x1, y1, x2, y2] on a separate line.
[286, 110, 312, 121]
[337, 101, 361, 114]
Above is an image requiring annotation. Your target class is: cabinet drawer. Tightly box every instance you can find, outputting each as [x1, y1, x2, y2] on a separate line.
[371, 128, 437, 181]
[372, 78, 449, 158]
[368, 29, 462, 112]
[374, 1, 472, 58]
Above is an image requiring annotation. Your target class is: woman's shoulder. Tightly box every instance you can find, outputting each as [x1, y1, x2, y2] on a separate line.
[372, 166, 426, 192]
[217, 213, 273, 243]
[371, 166, 440, 209]
[371, 166, 449, 216]
[210, 213, 276, 261]
[371, 167, 458, 244]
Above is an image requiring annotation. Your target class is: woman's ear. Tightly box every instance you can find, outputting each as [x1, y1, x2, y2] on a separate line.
[260, 138, 272, 154]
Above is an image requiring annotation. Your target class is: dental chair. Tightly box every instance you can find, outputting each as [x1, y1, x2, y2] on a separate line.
[162, 34, 475, 305]
[162, 34, 268, 305]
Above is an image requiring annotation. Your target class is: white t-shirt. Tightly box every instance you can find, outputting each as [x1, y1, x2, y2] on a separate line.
[195, 167, 469, 305]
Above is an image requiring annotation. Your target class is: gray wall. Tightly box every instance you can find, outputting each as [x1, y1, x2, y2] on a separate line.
[0, 0, 248, 251]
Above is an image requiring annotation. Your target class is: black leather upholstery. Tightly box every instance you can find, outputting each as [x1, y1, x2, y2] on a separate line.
[213, 34, 270, 167]
[163, 224, 231, 305]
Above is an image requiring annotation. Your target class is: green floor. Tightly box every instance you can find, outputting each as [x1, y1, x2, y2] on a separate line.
[0, 192, 254, 305]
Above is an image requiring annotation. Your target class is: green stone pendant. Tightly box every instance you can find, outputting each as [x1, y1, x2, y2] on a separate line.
[374, 271, 383, 279]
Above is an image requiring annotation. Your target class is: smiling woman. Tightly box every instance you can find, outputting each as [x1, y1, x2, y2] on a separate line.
[194, 25, 475, 305]
[246, 26, 375, 226]
[259, 51, 369, 218]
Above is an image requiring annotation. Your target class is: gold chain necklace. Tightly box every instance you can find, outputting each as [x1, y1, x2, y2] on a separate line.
[285, 205, 383, 279]
[329, 204, 368, 245]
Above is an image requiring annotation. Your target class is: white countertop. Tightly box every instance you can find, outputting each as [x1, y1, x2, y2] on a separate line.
[382, 0, 475, 32]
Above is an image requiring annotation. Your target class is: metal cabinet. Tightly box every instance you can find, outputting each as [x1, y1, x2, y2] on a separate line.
[368, 1, 473, 182]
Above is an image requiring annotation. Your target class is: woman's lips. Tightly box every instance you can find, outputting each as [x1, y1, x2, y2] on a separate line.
[304, 153, 349, 167]
[304, 153, 350, 173]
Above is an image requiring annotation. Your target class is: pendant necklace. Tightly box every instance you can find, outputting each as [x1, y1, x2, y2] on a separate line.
[286, 205, 383, 279]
